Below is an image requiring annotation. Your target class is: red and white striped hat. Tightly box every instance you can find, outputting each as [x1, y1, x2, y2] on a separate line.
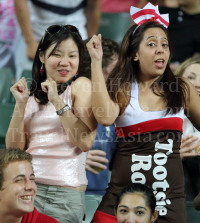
[130, 2, 169, 29]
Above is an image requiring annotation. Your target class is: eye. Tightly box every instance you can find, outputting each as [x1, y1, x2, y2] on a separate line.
[70, 54, 77, 58]
[162, 43, 169, 48]
[52, 53, 61, 57]
[148, 42, 156, 47]
[119, 209, 128, 214]
[15, 178, 23, 183]
[187, 76, 195, 80]
[30, 177, 35, 182]
[136, 211, 144, 215]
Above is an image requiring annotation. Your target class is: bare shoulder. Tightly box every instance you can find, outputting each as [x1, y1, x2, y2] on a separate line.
[117, 83, 131, 115]
[72, 77, 92, 95]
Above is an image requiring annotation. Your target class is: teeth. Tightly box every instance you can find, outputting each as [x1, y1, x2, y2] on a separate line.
[157, 59, 163, 62]
[21, 196, 32, 200]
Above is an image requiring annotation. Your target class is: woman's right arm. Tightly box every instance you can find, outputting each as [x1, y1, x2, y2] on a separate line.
[6, 78, 29, 150]
[86, 35, 120, 126]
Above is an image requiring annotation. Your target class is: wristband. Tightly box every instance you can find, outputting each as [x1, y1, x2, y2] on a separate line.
[56, 104, 71, 115]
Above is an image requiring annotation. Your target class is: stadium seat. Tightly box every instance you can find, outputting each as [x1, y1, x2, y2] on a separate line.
[98, 13, 131, 45]
[186, 201, 200, 223]
[20, 69, 32, 89]
[0, 103, 15, 147]
[0, 68, 14, 104]
[82, 194, 102, 223]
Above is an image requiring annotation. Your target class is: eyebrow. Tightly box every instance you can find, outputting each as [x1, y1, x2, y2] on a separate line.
[135, 206, 147, 210]
[146, 36, 168, 41]
[14, 173, 35, 179]
[118, 205, 147, 211]
[188, 72, 196, 75]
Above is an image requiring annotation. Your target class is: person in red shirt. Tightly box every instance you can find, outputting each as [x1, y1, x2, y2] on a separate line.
[0, 148, 58, 223]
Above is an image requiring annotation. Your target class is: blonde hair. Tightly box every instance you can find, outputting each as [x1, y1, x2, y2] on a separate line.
[175, 57, 200, 77]
[0, 148, 32, 189]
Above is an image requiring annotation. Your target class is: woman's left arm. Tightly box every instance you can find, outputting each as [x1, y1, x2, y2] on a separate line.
[184, 77, 200, 131]
[41, 77, 97, 152]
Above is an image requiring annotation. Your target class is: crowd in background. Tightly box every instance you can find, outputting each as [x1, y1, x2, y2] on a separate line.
[1, 0, 200, 223]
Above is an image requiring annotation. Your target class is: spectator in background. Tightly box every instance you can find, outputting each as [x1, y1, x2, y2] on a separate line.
[0, 0, 20, 74]
[159, 0, 200, 72]
[14, 0, 102, 80]
[115, 183, 158, 223]
[79, 37, 119, 196]
[0, 148, 58, 223]
[175, 57, 200, 201]
[101, 0, 140, 13]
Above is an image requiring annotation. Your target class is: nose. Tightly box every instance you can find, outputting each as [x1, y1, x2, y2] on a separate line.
[126, 213, 136, 223]
[195, 77, 200, 87]
[59, 56, 69, 66]
[156, 44, 164, 54]
[24, 180, 36, 191]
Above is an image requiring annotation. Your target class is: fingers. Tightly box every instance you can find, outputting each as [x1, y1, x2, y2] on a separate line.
[85, 165, 99, 175]
[181, 135, 198, 148]
[87, 35, 101, 49]
[86, 159, 107, 171]
[11, 77, 28, 93]
[41, 82, 48, 93]
[87, 150, 108, 163]
[41, 79, 56, 93]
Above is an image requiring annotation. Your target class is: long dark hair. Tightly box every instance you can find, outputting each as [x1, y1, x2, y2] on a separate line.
[115, 183, 156, 215]
[107, 21, 189, 114]
[30, 26, 84, 105]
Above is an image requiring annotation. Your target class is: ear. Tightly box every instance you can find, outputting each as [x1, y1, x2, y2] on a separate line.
[39, 50, 45, 64]
[134, 52, 139, 61]
[151, 210, 158, 222]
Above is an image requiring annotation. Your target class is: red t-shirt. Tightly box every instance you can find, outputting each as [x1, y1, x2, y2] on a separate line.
[22, 208, 59, 223]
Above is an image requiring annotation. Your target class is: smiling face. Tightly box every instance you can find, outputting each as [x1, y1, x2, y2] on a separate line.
[182, 63, 200, 95]
[116, 193, 157, 223]
[0, 161, 36, 216]
[134, 27, 170, 82]
[40, 38, 79, 83]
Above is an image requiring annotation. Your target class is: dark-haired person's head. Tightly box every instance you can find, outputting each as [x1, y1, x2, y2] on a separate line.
[30, 25, 84, 104]
[0, 148, 36, 217]
[115, 183, 158, 223]
[79, 37, 119, 80]
[107, 21, 189, 115]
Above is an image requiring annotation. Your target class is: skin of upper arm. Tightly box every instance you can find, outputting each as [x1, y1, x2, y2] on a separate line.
[72, 77, 97, 132]
[183, 77, 200, 131]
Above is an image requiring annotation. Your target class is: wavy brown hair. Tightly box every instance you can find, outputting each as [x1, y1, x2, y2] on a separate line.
[106, 21, 189, 115]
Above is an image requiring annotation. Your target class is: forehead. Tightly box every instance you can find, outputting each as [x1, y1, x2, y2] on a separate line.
[47, 38, 79, 53]
[3, 161, 33, 180]
[184, 64, 200, 75]
[142, 27, 168, 40]
[119, 193, 147, 207]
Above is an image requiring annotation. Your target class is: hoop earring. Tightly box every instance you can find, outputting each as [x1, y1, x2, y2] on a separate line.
[40, 63, 44, 76]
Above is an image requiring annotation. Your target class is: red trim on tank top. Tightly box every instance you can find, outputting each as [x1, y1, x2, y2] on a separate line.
[93, 210, 117, 223]
[115, 117, 183, 137]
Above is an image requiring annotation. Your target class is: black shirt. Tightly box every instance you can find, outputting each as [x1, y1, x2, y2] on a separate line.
[160, 7, 200, 63]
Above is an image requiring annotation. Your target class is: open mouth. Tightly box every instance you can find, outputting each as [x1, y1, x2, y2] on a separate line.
[155, 59, 165, 68]
[58, 70, 68, 76]
[20, 195, 33, 202]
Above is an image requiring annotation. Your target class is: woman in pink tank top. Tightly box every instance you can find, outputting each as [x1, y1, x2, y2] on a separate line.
[6, 25, 97, 223]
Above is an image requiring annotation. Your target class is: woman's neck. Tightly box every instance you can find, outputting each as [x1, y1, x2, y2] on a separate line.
[138, 76, 159, 92]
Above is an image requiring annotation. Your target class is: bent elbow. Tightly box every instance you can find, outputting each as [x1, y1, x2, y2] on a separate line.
[97, 117, 114, 126]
